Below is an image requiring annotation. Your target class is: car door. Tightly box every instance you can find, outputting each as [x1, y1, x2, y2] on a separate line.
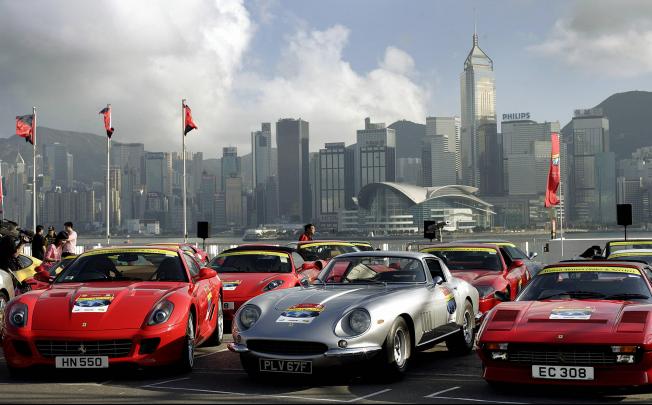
[499, 249, 525, 298]
[424, 258, 459, 332]
[183, 254, 212, 338]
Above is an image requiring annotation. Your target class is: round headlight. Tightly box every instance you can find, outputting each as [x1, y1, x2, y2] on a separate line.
[153, 310, 168, 324]
[263, 280, 284, 292]
[239, 306, 261, 330]
[348, 309, 371, 335]
[9, 304, 28, 328]
[147, 300, 175, 326]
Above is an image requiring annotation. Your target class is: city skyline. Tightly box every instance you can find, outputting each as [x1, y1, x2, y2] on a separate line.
[2, 0, 652, 155]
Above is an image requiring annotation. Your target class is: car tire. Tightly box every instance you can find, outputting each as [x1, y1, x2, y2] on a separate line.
[176, 314, 196, 373]
[446, 300, 475, 355]
[377, 317, 411, 381]
[205, 297, 224, 347]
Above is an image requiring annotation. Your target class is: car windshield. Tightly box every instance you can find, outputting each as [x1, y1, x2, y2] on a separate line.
[423, 248, 502, 271]
[209, 252, 292, 274]
[607, 241, 652, 255]
[298, 244, 359, 261]
[319, 256, 426, 284]
[518, 267, 652, 303]
[48, 257, 75, 276]
[56, 250, 187, 283]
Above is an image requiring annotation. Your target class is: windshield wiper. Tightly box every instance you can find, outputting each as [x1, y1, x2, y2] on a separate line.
[605, 293, 651, 301]
[539, 291, 606, 300]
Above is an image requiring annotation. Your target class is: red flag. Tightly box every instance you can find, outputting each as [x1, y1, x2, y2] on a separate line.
[184, 104, 198, 135]
[545, 132, 561, 208]
[16, 114, 35, 145]
[99, 106, 115, 139]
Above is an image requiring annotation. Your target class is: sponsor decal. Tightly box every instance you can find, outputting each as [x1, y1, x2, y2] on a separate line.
[440, 287, 457, 315]
[73, 294, 115, 313]
[223, 280, 242, 291]
[82, 248, 177, 257]
[219, 251, 290, 259]
[300, 242, 355, 249]
[276, 303, 324, 324]
[424, 247, 497, 254]
[540, 266, 641, 276]
[206, 290, 213, 320]
[610, 241, 652, 247]
[550, 306, 593, 320]
[609, 252, 652, 259]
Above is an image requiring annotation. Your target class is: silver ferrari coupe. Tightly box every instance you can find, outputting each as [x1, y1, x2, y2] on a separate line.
[228, 251, 480, 380]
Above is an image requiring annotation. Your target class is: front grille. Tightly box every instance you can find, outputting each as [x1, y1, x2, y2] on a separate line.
[506, 345, 618, 365]
[36, 340, 133, 358]
[247, 340, 328, 356]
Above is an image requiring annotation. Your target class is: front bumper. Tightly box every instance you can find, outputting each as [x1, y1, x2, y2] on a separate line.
[480, 352, 652, 387]
[3, 323, 187, 369]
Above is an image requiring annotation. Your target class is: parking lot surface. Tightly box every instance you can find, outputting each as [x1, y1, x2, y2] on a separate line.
[2, 335, 652, 404]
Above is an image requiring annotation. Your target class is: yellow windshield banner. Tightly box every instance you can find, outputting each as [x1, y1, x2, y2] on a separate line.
[218, 251, 289, 258]
[609, 252, 652, 258]
[300, 242, 355, 249]
[83, 248, 178, 257]
[610, 241, 652, 246]
[421, 247, 497, 254]
[540, 266, 641, 275]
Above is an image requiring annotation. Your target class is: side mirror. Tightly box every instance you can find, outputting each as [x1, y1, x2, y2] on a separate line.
[528, 252, 538, 260]
[510, 259, 525, 269]
[197, 268, 217, 281]
[432, 276, 444, 285]
[494, 290, 510, 302]
[299, 277, 311, 288]
[34, 269, 52, 283]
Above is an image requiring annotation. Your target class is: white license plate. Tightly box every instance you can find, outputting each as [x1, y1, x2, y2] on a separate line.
[532, 365, 594, 380]
[259, 359, 312, 374]
[223, 302, 235, 311]
[55, 356, 109, 369]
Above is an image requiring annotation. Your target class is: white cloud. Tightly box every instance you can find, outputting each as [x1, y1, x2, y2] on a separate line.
[531, 0, 652, 77]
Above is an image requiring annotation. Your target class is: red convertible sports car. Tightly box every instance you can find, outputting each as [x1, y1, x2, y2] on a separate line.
[2, 246, 223, 375]
[421, 244, 530, 316]
[478, 261, 652, 387]
[207, 245, 322, 321]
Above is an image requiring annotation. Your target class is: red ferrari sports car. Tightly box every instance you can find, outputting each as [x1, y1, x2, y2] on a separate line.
[208, 245, 322, 321]
[421, 244, 530, 316]
[3, 246, 223, 375]
[478, 261, 652, 387]
[148, 243, 210, 266]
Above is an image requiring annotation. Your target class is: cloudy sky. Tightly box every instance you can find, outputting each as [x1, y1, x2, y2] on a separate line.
[1, 0, 651, 157]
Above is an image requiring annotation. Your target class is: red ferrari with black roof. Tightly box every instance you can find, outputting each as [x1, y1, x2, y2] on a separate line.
[478, 261, 652, 388]
[208, 245, 322, 321]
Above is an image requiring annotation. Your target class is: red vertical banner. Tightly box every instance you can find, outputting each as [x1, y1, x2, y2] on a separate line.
[545, 132, 561, 208]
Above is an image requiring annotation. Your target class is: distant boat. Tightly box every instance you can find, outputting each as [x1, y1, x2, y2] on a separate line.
[243, 228, 279, 241]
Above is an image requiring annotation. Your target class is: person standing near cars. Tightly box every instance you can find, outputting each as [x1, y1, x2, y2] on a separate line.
[299, 224, 316, 242]
[31, 226, 46, 261]
[45, 232, 68, 264]
[45, 226, 56, 246]
[62, 222, 77, 258]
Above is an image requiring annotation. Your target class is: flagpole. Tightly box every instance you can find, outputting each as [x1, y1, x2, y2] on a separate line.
[32, 106, 37, 234]
[182, 99, 187, 243]
[106, 104, 111, 246]
[0, 161, 4, 222]
[559, 136, 565, 258]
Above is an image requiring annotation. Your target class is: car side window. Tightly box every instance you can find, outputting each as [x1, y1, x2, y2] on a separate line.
[506, 247, 528, 260]
[18, 255, 33, 268]
[292, 252, 305, 269]
[643, 267, 652, 282]
[499, 248, 513, 266]
[425, 259, 446, 282]
[183, 254, 201, 277]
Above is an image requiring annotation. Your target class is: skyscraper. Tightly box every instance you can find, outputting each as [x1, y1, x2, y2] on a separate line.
[422, 135, 456, 187]
[460, 30, 496, 189]
[221, 147, 240, 192]
[426, 116, 461, 182]
[45, 143, 74, 190]
[276, 118, 310, 222]
[252, 123, 272, 187]
[355, 118, 396, 194]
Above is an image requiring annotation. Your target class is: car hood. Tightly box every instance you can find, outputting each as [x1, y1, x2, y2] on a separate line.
[30, 282, 186, 331]
[219, 273, 297, 298]
[490, 300, 644, 336]
[451, 270, 502, 285]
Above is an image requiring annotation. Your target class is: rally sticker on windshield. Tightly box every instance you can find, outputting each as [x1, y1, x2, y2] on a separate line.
[540, 266, 641, 275]
[424, 247, 497, 254]
[223, 280, 242, 291]
[276, 303, 324, 324]
[550, 306, 594, 320]
[73, 294, 115, 313]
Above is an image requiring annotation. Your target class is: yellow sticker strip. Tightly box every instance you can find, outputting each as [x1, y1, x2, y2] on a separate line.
[610, 241, 652, 246]
[82, 248, 178, 257]
[609, 252, 652, 258]
[300, 242, 355, 249]
[218, 251, 289, 258]
[421, 247, 497, 253]
[540, 266, 641, 275]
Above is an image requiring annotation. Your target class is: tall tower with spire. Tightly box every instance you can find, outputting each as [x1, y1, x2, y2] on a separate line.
[460, 27, 497, 192]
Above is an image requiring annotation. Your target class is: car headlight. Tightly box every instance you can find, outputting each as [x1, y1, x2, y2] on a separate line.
[9, 303, 28, 328]
[348, 309, 371, 335]
[239, 305, 261, 330]
[476, 285, 496, 298]
[147, 300, 175, 326]
[263, 280, 284, 292]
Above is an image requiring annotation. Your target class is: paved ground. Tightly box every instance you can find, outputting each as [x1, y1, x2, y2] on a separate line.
[1, 335, 652, 404]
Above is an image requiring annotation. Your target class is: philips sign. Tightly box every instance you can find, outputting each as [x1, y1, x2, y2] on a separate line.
[502, 112, 531, 121]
